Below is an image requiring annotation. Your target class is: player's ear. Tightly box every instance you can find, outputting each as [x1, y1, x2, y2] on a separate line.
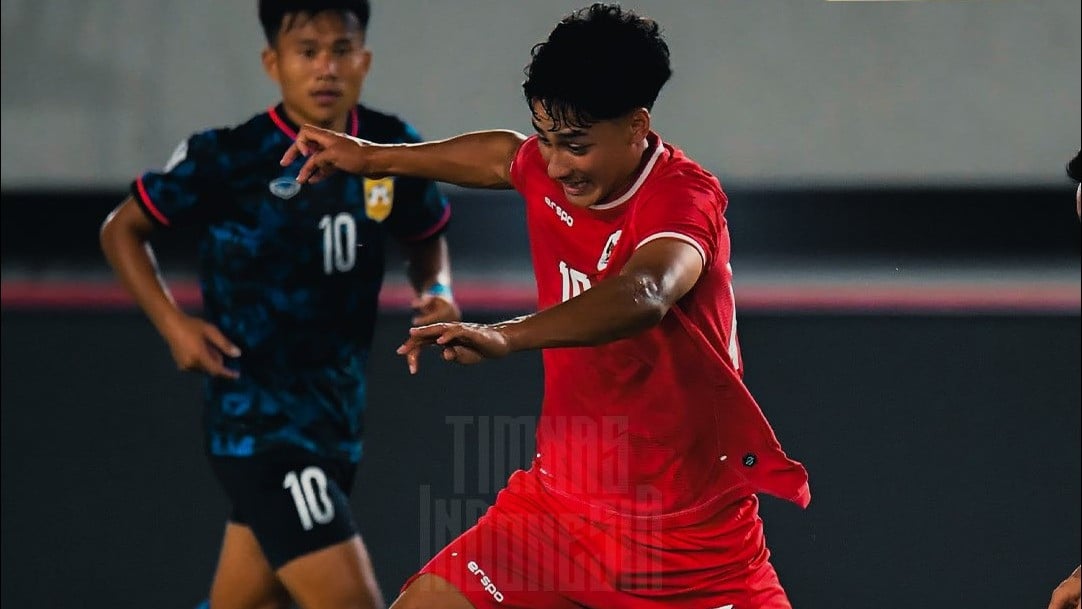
[627, 108, 651, 143]
[359, 48, 373, 78]
[261, 46, 280, 84]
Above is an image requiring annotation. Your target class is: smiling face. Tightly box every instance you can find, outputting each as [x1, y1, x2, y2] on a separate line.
[262, 10, 371, 132]
[530, 101, 652, 208]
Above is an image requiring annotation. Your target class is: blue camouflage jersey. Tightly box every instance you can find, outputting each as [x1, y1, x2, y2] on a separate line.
[132, 104, 449, 462]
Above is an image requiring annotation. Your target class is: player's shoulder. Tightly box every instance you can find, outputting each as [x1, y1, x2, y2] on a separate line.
[218, 108, 284, 148]
[355, 104, 424, 144]
[159, 109, 289, 178]
[180, 109, 273, 154]
[515, 134, 542, 161]
[508, 135, 549, 193]
[510, 135, 545, 174]
[653, 141, 720, 186]
[647, 141, 727, 206]
[625, 140, 728, 225]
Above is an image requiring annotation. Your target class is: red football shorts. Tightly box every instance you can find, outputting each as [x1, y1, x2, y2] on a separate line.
[403, 467, 792, 609]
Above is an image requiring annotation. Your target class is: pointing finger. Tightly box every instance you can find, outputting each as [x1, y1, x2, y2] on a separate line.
[204, 325, 241, 358]
[280, 143, 302, 166]
[407, 346, 421, 374]
[296, 154, 322, 184]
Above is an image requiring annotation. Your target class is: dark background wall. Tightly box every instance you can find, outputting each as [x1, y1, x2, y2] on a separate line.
[2, 186, 1079, 608]
[3, 187, 1080, 274]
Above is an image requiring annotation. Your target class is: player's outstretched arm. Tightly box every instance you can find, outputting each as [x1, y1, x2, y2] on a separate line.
[100, 198, 241, 379]
[281, 125, 526, 189]
[395, 238, 704, 373]
[496, 237, 704, 350]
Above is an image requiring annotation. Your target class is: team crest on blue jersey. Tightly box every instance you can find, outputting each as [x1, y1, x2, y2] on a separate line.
[597, 230, 622, 271]
[364, 177, 394, 222]
[269, 176, 302, 200]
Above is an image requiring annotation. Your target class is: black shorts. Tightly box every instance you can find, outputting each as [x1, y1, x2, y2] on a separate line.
[209, 449, 359, 569]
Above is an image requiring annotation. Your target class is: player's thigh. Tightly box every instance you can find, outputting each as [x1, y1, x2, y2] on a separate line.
[277, 534, 384, 609]
[399, 473, 585, 609]
[210, 449, 381, 606]
[209, 522, 291, 609]
[389, 573, 479, 609]
[210, 451, 361, 568]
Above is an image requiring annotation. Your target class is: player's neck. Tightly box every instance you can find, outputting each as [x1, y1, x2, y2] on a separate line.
[279, 104, 350, 134]
[592, 135, 655, 208]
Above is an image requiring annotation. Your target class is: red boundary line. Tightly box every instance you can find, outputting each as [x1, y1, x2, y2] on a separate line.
[0, 279, 536, 312]
[1, 278, 1078, 314]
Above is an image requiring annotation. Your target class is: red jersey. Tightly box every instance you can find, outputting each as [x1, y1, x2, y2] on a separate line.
[509, 133, 810, 526]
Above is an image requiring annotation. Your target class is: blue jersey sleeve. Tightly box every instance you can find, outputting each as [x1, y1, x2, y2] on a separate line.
[131, 130, 224, 228]
[381, 122, 451, 242]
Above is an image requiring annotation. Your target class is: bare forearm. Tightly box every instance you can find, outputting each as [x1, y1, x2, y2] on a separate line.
[370, 130, 525, 189]
[497, 275, 668, 351]
[405, 235, 452, 293]
[100, 225, 182, 334]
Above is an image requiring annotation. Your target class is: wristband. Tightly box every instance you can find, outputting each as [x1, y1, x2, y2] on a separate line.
[424, 282, 454, 301]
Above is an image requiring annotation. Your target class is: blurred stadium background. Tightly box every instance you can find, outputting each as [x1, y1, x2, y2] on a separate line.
[2, 1, 1079, 607]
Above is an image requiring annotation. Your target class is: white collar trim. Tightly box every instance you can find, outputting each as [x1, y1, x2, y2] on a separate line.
[590, 135, 665, 211]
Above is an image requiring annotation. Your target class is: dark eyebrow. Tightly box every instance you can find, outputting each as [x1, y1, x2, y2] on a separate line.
[294, 37, 356, 46]
[530, 121, 588, 140]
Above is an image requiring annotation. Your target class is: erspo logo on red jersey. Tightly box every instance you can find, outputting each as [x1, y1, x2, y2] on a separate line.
[466, 560, 505, 603]
[544, 196, 574, 227]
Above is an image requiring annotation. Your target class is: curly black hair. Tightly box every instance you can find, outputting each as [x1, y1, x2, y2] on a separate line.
[258, 0, 370, 46]
[523, 3, 673, 131]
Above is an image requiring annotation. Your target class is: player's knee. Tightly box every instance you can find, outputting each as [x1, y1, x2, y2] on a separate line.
[390, 574, 474, 609]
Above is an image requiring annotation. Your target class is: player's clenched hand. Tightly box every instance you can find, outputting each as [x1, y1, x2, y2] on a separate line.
[411, 293, 461, 326]
[279, 124, 376, 184]
[396, 322, 511, 374]
[1047, 565, 1081, 609]
[161, 313, 241, 380]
